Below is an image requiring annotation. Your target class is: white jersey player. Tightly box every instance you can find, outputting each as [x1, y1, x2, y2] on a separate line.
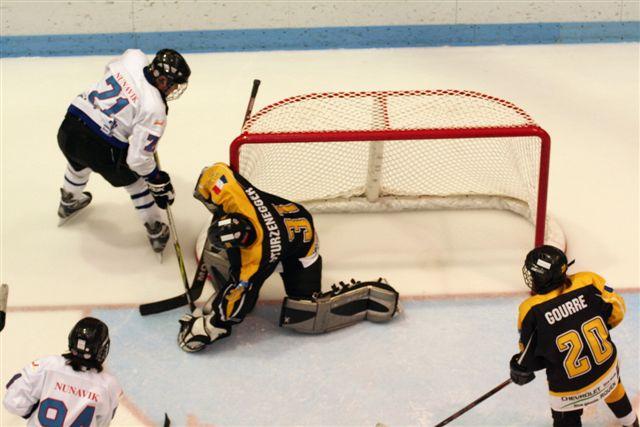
[57, 49, 190, 254]
[3, 317, 122, 426]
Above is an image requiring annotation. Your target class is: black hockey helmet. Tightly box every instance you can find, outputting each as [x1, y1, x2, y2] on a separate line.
[68, 317, 110, 364]
[522, 245, 570, 294]
[147, 49, 191, 100]
[208, 213, 256, 250]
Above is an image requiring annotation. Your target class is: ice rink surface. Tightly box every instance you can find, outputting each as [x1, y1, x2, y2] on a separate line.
[1, 43, 638, 426]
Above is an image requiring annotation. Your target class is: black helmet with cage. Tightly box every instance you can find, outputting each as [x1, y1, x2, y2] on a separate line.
[522, 245, 571, 294]
[147, 49, 191, 101]
[64, 317, 110, 372]
[208, 213, 257, 250]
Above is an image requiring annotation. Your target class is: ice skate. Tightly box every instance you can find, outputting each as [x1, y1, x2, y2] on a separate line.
[145, 221, 170, 260]
[58, 188, 92, 226]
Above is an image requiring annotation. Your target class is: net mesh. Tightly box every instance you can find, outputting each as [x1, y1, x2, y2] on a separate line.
[243, 90, 536, 133]
[233, 90, 563, 246]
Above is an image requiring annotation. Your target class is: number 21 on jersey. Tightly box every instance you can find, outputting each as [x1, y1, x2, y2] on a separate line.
[88, 76, 130, 117]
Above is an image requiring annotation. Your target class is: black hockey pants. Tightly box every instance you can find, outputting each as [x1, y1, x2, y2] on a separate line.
[57, 113, 138, 187]
[551, 409, 582, 427]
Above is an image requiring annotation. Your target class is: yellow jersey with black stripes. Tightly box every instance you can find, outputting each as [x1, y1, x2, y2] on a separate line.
[195, 162, 318, 286]
[517, 272, 626, 395]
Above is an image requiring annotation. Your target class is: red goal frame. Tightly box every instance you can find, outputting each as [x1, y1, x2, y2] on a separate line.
[229, 91, 552, 247]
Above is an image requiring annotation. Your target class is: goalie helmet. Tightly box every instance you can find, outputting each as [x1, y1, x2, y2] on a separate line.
[68, 317, 110, 365]
[208, 213, 256, 250]
[193, 166, 219, 215]
[522, 245, 569, 294]
[147, 49, 191, 101]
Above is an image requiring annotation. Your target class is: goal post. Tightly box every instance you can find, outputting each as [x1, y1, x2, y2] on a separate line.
[228, 90, 565, 249]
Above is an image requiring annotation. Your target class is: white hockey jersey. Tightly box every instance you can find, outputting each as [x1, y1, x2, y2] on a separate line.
[3, 355, 122, 427]
[69, 49, 167, 178]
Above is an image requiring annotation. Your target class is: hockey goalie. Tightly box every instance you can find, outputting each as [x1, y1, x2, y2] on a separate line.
[178, 162, 401, 352]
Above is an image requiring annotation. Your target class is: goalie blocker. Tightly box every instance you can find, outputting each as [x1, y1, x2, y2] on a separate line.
[280, 278, 399, 334]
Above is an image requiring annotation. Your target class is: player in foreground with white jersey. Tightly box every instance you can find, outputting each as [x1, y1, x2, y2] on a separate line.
[56, 48, 190, 254]
[177, 163, 401, 352]
[510, 245, 638, 427]
[3, 317, 122, 426]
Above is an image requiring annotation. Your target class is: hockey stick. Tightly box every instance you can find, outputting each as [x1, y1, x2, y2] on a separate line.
[138, 79, 261, 315]
[434, 379, 512, 426]
[243, 79, 261, 128]
[158, 152, 195, 310]
[139, 243, 210, 315]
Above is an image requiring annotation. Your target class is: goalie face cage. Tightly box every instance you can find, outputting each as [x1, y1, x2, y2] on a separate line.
[230, 90, 565, 248]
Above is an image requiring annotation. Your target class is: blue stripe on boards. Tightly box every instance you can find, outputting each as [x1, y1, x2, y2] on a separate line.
[130, 189, 150, 200]
[1, 21, 638, 58]
[136, 201, 155, 210]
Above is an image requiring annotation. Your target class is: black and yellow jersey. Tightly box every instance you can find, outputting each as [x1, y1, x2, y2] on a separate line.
[517, 272, 626, 394]
[195, 162, 318, 287]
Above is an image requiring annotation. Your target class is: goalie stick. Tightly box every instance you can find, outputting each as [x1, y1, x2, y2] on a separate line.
[138, 227, 231, 315]
[138, 79, 262, 315]
[138, 247, 209, 315]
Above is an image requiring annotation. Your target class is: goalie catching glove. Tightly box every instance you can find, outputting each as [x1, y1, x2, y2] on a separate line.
[178, 313, 230, 353]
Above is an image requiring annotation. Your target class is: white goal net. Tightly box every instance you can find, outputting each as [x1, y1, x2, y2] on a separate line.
[229, 90, 565, 248]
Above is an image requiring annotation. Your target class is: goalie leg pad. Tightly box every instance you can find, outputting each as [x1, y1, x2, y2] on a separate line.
[279, 278, 399, 334]
[202, 246, 230, 293]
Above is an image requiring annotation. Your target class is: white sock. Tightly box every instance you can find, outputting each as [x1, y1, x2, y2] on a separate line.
[124, 178, 164, 225]
[619, 411, 637, 426]
[62, 164, 91, 197]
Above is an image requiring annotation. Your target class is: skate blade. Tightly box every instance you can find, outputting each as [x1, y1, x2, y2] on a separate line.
[156, 251, 164, 263]
[395, 301, 404, 316]
[57, 208, 89, 227]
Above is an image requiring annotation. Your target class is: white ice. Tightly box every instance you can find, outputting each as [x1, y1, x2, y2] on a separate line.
[1, 43, 638, 426]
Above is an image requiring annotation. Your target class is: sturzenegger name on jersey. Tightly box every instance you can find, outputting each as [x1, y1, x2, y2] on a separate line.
[198, 163, 318, 285]
[245, 186, 282, 263]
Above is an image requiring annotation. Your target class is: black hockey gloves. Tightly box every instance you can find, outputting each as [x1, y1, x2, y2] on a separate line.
[510, 354, 535, 385]
[147, 170, 175, 209]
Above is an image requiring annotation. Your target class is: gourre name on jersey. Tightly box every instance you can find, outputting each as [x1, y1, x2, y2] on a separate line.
[544, 295, 588, 325]
[55, 382, 100, 402]
[245, 187, 282, 263]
